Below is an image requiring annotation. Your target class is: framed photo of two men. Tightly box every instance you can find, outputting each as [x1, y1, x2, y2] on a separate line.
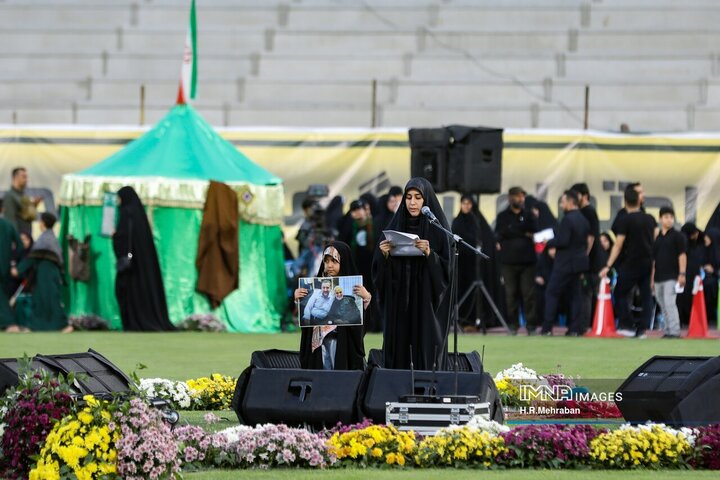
[297, 275, 364, 327]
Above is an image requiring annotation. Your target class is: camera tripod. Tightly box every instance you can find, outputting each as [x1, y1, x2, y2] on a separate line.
[457, 275, 510, 334]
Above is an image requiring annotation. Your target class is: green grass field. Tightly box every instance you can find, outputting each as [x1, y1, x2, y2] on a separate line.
[1, 332, 718, 479]
[1, 332, 718, 380]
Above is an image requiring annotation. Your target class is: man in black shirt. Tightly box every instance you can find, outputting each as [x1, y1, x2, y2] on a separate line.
[599, 187, 657, 338]
[495, 186, 538, 334]
[571, 183, 600, 333]
[611, 182, 645, 234]
[651, 207, 687, 338]
[541, 190, 590, 336]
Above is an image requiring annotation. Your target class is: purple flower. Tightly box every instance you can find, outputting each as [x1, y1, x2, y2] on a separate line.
[499, 424, 605, 468]
[690, 424, 720, 469]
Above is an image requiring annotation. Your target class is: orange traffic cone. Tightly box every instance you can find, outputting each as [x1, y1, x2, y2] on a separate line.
[587, 277, 621, 337]
[687, 275, 709, 338]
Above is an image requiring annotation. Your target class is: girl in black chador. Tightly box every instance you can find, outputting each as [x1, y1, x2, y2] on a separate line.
[113, 186, 175, 331]
[295, 241, 369, 370]
[373, 177, 451, 371]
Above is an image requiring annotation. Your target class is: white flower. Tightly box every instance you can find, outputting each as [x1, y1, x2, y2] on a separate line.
[465, 416, 510, 435]
[139, 378, 192, 409]
[216, 425, 255, 444]
[494, 363, 540, 381]
[0, 405, 6, 437]
[679, 427, 698, 447]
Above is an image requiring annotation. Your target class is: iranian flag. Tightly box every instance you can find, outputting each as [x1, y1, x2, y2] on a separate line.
[176, 0, 197, 104]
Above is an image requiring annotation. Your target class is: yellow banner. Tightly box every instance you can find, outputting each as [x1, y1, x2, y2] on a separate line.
[2, 125, 720, 247]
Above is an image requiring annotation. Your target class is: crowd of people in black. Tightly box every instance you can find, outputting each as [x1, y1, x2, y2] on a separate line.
[3, 164, 715, 371]
[291, 178, 716, 363]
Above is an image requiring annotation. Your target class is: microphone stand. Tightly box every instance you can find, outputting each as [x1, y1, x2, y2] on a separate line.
[426, 216, 489, 395]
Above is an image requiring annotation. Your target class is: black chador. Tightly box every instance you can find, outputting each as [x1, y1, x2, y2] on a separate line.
[299, 241, 366, 370]
[113, 187, 175, 332]
[372, 177, 451, 371]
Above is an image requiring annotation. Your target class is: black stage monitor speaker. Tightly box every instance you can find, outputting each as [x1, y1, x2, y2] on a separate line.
[367, 348, 483, 373]
[0, 350, 131, 397]
[361, 366, 503, 424]
[239, 368, 365, 427]
[616, 355, 720, 426]
[409, 128, 451, 193]
[250, 349, 301, 369]
[446, 125, 503, 194]
[671, 372, 720, 426]
[0, 357, 60, 395]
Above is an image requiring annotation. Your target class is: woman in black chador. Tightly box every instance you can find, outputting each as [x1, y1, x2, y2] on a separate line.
[296, 241, 369, 370]
[372, 177, 451, 371]
[113, 186, 175, 331]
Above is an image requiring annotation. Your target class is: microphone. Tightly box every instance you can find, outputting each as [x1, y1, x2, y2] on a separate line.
[420, 206, 437, 222]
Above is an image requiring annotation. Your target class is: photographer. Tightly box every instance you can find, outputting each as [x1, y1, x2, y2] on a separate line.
[292, 198, 332, 278]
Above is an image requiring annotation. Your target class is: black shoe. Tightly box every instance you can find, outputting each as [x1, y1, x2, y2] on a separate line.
[662, 333, 680, 339]
[565, 332, 580, 337]
[541, 330, 553, 336]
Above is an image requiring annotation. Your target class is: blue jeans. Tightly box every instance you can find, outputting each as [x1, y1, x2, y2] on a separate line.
[321, 336, 337, 370]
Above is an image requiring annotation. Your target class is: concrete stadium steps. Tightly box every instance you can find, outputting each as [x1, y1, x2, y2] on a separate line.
[2, 77, 705, 111]
[0, 53, 105, 77]
[550, 82, 706, 107]
[588, 5, 720, 29]
[3, 100, 703, 131]
[136, 4, 282, 29]
[408, 54, 556, 81]
[8, 2, 720, 32]
[431, 6, 583, 29]
[0, 77, 241, 106]
[574, 29, 720, 52]
[1, 78, 94, 103]
[701, 81, 720, 104]
[0, 27, 266, 54]
[692, 106, 720, 130]
[3, 51, 716, 84]
[560, 54, 718, 80]
[378, 104, 693, 131]
[0, 28, 120, 53]
[7, 27, 720, 57]
[102, 53, 255, 78]
[256, 54, 408, 80]
[0, 3, 134, 27]
[238, 80, 384, 105]
[0, 1, 585, 31]
[389, 81, 704, 108]
[1, 102, 373, 128]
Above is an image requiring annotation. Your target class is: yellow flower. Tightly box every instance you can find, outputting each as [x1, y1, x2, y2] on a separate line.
[77, 411, 93, 425]
[371, 447, 383, 458]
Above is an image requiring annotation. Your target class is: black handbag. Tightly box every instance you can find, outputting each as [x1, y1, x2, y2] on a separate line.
[115, 220, 133, 273]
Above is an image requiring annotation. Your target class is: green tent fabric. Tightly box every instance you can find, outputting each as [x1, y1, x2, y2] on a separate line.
[59, 105, 286, 332]
[78, 105, 280, 185]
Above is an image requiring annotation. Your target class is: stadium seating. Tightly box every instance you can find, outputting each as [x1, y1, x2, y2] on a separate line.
[1, 0, 720, 130]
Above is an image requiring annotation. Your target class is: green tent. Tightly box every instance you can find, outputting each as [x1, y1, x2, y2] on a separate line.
[59, 104, 286, 332]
